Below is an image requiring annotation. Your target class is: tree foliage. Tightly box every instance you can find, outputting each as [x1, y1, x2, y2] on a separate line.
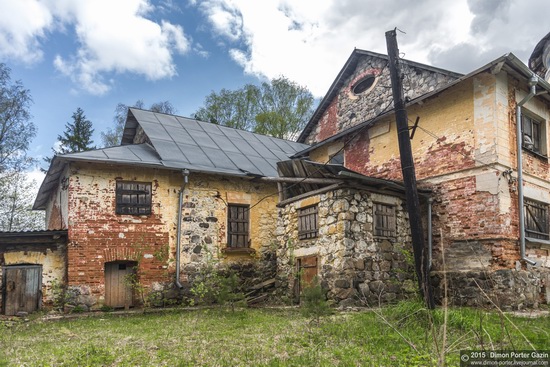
[193, 86, 257, 131]
[193, 76, 315, 140]
[0, 170, 44, 231]
[101, 100, 176, 147]
[0, 63, 36, 172]
[57, 107, 95, 154]
[43, 107, 95, 171]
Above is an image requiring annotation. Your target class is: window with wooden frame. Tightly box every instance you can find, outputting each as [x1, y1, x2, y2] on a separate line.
[298, 205, 319, 240]
[227, 204, 250, 248]
[374, 203, 396, 237]
[522, 113, 546, 156]
[524, 198, 549, 240]
[116, 181, 152, 215]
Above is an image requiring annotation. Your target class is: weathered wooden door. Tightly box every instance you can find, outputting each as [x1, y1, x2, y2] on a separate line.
[104, 262, 135, 308]
[3, 265, 42, 316]
[295, 256, 318, 300]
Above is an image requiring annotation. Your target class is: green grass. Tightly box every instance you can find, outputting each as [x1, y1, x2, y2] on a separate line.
[0, 302, 548, 366]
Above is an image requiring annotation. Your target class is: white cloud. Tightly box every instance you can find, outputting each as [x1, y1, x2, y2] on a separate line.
[0, 0, 191, 94]
[194, 0, 549, 97]
[50, 0, 191, 94]
[0, 0, 53, 63]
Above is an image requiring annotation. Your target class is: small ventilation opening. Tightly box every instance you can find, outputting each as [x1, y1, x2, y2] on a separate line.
[352, 75, 376, 95]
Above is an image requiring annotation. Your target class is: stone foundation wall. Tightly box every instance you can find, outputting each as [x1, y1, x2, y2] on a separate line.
[432, 268, 550, 310]
[276, 188, 417, 307]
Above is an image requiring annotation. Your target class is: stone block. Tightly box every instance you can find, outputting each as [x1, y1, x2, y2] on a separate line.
[335, 279, 350, 288]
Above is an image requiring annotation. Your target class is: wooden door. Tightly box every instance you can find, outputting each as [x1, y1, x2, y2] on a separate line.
[295, 256, 318, 300]
[3, 265, 42, 316]
[104, 262, 135, 308]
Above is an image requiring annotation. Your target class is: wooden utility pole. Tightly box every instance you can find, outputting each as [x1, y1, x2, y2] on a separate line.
[385, 29, 434, 309]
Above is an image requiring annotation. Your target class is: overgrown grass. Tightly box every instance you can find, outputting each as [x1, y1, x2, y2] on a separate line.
[0, 302, 548, 366]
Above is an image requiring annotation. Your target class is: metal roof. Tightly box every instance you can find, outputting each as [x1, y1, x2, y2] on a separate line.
[122, 108, 309, 177]
[34, 110, 309, 210]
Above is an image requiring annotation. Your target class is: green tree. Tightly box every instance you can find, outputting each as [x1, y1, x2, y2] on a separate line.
[193, 86, 257, 130]
[0, 63, 36, 172]
[0, 170, 44, 231]
[101, 100, 176, 147]
[253, 76, 315, 140]
[57, 107, 95, 154]
[42, 107, 95, 171]
[193, 76, 315, 140]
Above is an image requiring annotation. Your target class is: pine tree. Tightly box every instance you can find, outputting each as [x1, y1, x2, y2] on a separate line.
[57, 107, 95, 154]
[42, 108, 95, 171]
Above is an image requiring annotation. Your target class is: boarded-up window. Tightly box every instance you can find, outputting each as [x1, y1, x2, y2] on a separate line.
[228, 204, 250, 248]
[374, 203, 396, 237]
[524, 198, 549, 240]
[116, 181, 152, 215]
[298, 205, 318, 240]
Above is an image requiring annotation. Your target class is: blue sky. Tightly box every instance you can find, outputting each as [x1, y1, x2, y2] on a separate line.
[0, 0, 549, 184]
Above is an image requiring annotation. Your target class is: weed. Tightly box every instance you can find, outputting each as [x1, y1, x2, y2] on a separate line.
[300, 278, 332, 325]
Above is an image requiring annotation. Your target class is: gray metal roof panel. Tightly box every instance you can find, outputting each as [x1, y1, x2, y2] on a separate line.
[139, 121, 172, 141]
[247, 156, 277, 176]
[163, 126, 193, 145]
[209, 134, 241, 153]
[225, 152, 262, 174]
[231, 138, 262, 157]
[247, 140, 278, 160]
[200, 121, 224, 135]
[186, 128, 219, 149]
[130, 109, 159, 123]
[153, 141, 189, 162]
[176, 116, 203, 131]
[221, 126, 245, 139]
[176, 143, 213, 167]
[201, 147, 239, 171]
[156, 113, 181, 127]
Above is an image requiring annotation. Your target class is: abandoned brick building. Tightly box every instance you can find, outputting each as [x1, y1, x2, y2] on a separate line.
[291, 47, 550, 308]
[2, 39, 550, 314]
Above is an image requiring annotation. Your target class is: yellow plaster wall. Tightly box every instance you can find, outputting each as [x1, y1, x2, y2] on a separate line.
[3, 246, 66, 302]
[56, 162, 279, 279]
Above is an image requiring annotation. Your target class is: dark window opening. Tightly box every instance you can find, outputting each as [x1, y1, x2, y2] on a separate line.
[116, 181, 152, 215]
[374, 203, 396, 237]
[352, 75, 376, 95]
[228, 204, 250, 248]
[298, 205, 319, 240]
[524, 198, 549, 240]
[522, 114, 545, 156]
[329, 151, 344, 165]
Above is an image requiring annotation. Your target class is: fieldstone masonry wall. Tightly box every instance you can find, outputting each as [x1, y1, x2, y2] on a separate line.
[276, 188, 417, 307]
[304, 55, 459, 145]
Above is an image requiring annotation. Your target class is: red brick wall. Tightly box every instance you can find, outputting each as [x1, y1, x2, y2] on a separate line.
[66, 164, 175, 300]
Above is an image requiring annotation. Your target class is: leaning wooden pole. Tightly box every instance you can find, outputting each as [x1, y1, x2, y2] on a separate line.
[385, 29, 435, 309]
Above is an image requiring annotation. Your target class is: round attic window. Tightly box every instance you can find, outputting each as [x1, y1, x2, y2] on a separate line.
[352, 75, 376, 95]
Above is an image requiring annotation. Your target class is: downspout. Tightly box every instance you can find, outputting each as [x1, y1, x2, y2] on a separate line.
[428, 197, 433, 269]
[516, 74, 538, 266]
[175, 169, 190, 288]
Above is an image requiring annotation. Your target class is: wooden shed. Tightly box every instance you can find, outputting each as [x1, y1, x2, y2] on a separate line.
[0, 230, 67, 316]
